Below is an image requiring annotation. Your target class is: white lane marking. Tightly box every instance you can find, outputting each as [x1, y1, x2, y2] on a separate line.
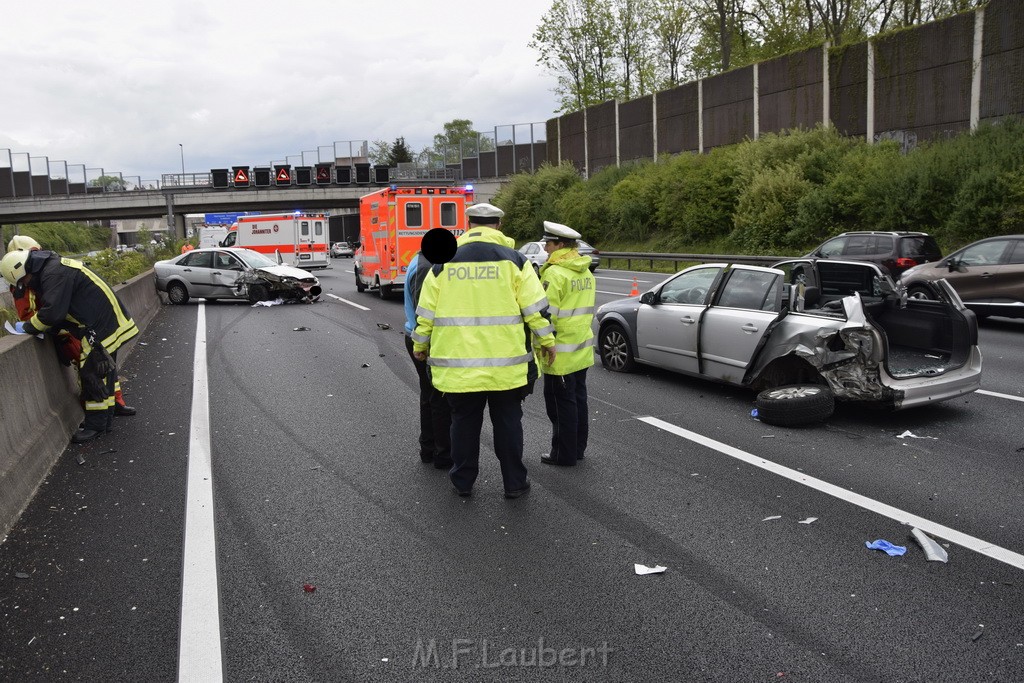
[978, 389, 1024, 403]
[597, 276, 656, 283]
[639, 416, 1024, 571]
[327, 293, 371, 311]
[178, 303, 224, 681]
[598, 289, 635, 296]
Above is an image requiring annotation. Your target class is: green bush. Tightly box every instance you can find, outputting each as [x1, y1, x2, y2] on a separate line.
[731, 163, 814, 252]
[494, 163, 582, 242]
[656, 149, 741, 244]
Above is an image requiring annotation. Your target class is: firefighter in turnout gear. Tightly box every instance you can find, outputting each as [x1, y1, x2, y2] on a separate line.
[5, 236, 136, 417]
[412, 203, 556, 498]
[535, 222, 596, 466]
[1, 249, 139, 444]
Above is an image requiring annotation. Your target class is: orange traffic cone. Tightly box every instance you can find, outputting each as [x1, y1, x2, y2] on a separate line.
[629, 277, 639, 296]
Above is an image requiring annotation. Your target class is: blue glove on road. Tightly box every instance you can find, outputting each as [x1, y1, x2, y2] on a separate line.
[14, 321, 26, 334]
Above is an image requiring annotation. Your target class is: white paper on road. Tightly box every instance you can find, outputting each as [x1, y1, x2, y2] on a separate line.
[798, 517, 818, 524]
[634, 564, 667, 575]
[896, 430, 937, 440]
[762, 515, 782, 521]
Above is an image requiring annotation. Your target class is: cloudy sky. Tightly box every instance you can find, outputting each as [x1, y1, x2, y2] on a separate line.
[1, 0, 559, 183]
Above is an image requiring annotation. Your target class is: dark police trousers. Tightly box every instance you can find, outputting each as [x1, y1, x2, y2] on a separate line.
[446, 388, 527, 493]
[404, 335, 452, 464]
[543, 368, 589, 464]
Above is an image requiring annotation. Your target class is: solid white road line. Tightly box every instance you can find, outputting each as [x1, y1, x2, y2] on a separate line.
[597, 275, 656, 282]
[327, 293, 371, 311]
[639, 416, 1024, 572]
[178, 304, 224, 682]
[977, 389, 1024, 403]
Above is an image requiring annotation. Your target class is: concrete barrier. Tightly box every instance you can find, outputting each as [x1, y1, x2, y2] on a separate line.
[0, 269, 161, 539]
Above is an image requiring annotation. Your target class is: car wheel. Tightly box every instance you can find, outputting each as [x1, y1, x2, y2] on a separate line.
[754, 384, 835, 427]
[167, 282, 189, 305]
[355, 267, 366, 293]
[907, 285, 934, 301]
[378, 279, 391, 300]
[247, 284, 270, 303]
[599, 324, 636, 372]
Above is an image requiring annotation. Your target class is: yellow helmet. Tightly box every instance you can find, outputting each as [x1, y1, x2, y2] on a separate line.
[7, 234, 41, 252]
[1, 250, 30, 287]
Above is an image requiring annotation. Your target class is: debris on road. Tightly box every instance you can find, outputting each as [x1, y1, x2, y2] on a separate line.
[798, 517, 818, 524]
[896, 430, 937, 440]
[361, 363, 370, 368]
[253, 298, 284, 307]
[75, 453, 86, 466]
[911, 528, 949, 562]
[376, 323, 391, 330]
[971, 628, 984, 642]
[303, 583, 316, 593]
[634, 564, 667, 575]
[14, 572, 30, 579]
[866, 539, 907, 556]
[293, 327, 311, 331]
[762, 515, 782, 521]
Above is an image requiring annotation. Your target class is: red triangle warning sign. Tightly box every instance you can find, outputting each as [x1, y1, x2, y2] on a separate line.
[234, 169, 249, 183]
[276, 168, 291, 182]
[317, 167, 330, 181]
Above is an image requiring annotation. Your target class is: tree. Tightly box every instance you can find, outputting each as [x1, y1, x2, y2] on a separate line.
[368, 139, 392, 165]
[652, 0, 698, 88]
[89, 175, 126, 192]
[613, 0, 657, 99]
[433, 119, 487, 164]
[388, 137, 414, 165]
[530, 0, 619, 112]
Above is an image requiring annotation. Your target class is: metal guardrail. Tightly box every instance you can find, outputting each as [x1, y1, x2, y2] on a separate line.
[597, 251, 790, 271]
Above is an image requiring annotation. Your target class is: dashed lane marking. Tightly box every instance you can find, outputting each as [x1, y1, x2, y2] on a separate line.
[640, 415, 1024, 572]
[327, 293, 371, 311]
[977, 389, 1024, 403]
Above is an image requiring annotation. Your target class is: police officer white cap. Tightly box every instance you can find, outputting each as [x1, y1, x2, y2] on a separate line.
[465, 203, 505, 224]
[541, 221, 581, 241]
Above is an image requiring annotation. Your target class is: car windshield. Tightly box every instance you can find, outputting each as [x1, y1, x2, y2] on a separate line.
[234, 249, 277, 268]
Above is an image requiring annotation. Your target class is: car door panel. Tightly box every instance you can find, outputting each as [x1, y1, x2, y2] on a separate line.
[635, 266, 722, 374]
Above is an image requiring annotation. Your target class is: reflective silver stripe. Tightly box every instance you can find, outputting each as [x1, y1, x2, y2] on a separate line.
[410, 331, 430, 344]
[433, 315, 523, 326]
[429, 353, 533, 367]
[533, 323, 555, 337]
[361, 256, 381, 263]
[554, 338, 595, 353]
[521, 298, 549, 316]
[415, 305, 435, 320]
[372, 231, 389, 239]
[550, 305, 595, 318]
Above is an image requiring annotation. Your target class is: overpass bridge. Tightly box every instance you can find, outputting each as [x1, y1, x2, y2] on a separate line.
[0, 177, 505, 237]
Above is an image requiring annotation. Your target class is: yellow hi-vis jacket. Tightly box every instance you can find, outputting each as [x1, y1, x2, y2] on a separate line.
[537, 248, 596, 376]
[412, 226, 556, 393]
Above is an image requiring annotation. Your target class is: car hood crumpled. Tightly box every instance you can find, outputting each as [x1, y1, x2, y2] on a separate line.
[257, 264, 318, 281]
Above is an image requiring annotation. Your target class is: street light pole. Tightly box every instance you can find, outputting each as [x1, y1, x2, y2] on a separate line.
[179, 144, 185, 176]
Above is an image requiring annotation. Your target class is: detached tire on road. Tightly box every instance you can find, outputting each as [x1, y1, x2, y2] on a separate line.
[755, 384, 834, 427]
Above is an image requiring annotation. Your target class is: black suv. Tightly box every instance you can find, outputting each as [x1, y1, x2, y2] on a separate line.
[807, 231, 942, 278]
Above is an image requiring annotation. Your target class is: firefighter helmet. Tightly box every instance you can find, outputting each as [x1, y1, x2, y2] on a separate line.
[7, 234, 41, 252]
[0, 250, 29, 287]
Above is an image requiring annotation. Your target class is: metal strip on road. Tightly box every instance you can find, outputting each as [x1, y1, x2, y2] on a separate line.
[327, 293, 371, 311]
[977, 389, 1024, 403]
[639, 416, 1024, 572]
[177, 303, 225, 682]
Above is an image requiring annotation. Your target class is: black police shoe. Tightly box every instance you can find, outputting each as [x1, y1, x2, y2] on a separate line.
[453, 485, 472, 498]
[433, 459, 454, 470]
[540, 453, 576, 467]
[72, 428, 104, 444]
[114, 403, 137, 416]
[504, 480, 532, 499]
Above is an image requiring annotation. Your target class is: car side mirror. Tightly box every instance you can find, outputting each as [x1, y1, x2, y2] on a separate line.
[275, 249, 283, 265]
[947, 258, 960, 272]
[640, 292, 655, 305]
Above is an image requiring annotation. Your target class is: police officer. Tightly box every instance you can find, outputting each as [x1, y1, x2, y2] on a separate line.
[536, 221, 596, 466]
[412, 203, 556, 499]
[1, 248, 139, 443]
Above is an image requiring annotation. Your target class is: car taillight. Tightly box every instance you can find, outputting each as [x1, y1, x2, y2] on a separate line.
[896, 257, 918, 268]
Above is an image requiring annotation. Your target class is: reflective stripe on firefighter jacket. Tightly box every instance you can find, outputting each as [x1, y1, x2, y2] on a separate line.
[537, 248, 596, 376]
[23, 251, 138, 354]
[412, 226, 555, 393]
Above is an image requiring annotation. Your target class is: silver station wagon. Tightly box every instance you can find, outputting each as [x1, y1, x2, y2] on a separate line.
[595, 259, 982, 426]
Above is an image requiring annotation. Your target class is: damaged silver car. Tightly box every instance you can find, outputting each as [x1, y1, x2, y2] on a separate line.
[154, 247, 323, 305]
[595, 259, 982, 426]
